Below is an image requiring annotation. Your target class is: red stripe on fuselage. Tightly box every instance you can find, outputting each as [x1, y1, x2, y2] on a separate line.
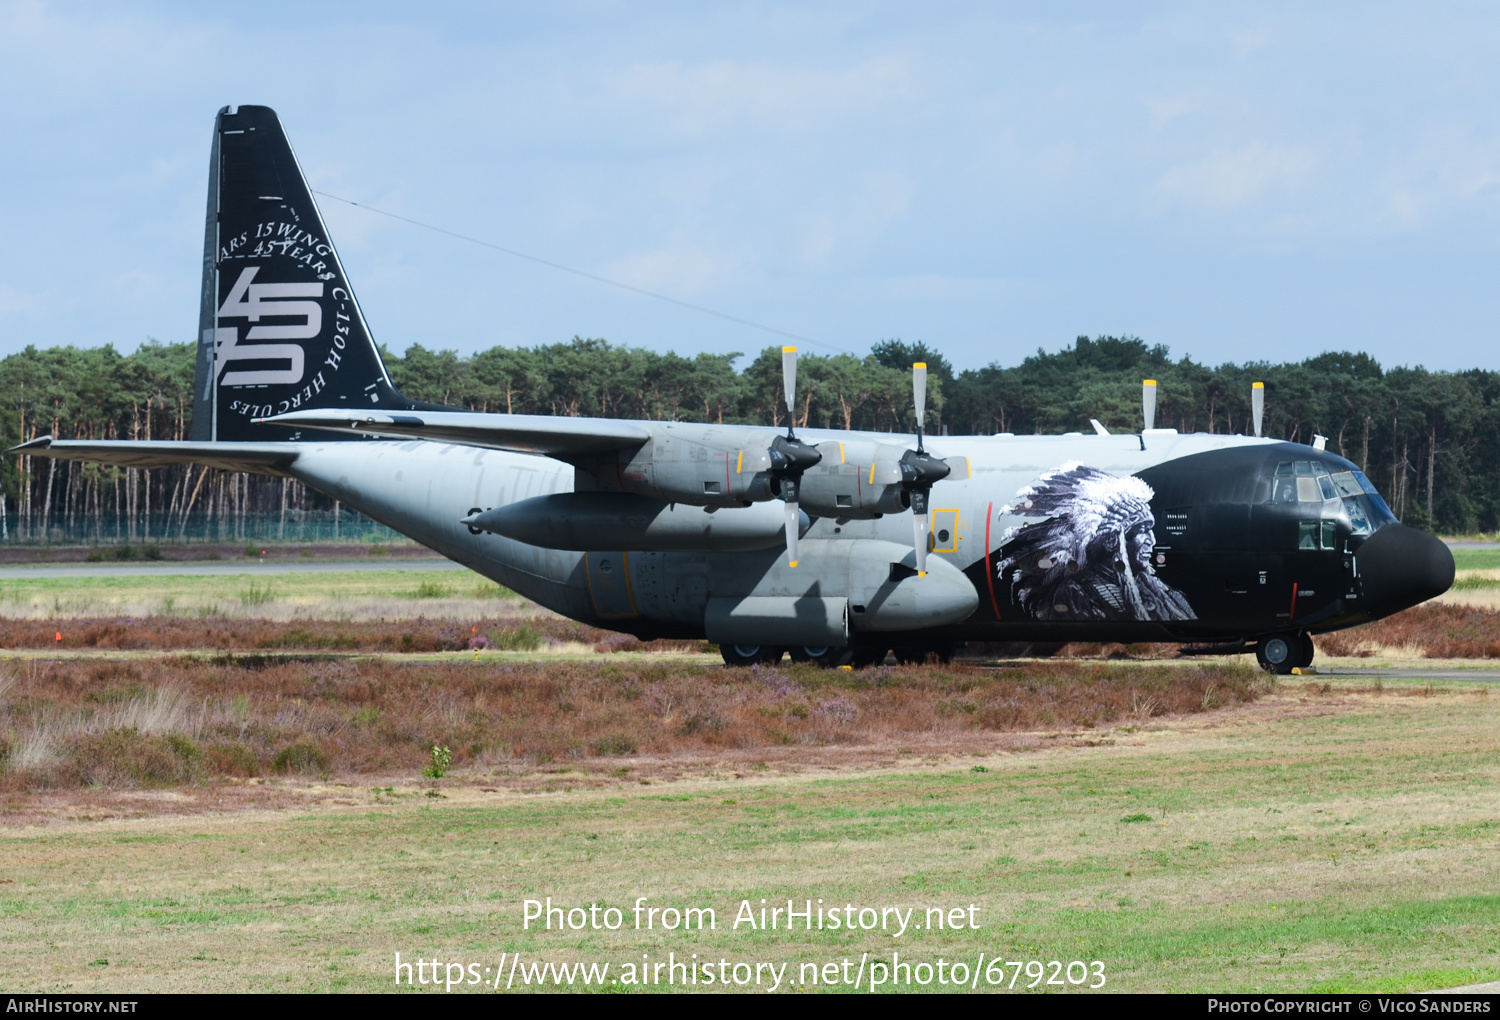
[984, 500, 1001, 620]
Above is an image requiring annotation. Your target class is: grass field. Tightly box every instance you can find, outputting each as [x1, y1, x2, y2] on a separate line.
[1452, 549, 1500, 571]
[0, 569, 517, 621]
[0, 674, 1496, 993]
[1, 552, 1495, 618]
[2, 559, 1497, 993]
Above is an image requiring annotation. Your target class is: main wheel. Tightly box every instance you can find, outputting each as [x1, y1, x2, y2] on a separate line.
[1255, 634, 1297, 674]
[893, 643, 956, 665]
[789, 646, 855, 668]
[720, 644, 785, 667]
[1295, 632, 1315, 669]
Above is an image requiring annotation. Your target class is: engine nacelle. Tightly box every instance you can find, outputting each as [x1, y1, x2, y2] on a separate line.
[794, 440, 909, 519]
[600, 424, 779, 507]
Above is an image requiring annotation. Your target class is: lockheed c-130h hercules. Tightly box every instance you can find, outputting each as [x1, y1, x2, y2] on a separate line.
[12, 105, 1455, 673]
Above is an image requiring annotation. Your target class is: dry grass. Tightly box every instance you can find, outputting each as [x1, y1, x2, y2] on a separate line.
[1316, 604, 1500, 659]
[0, 657, 1270, 792]
[0, 569, 516, 621]
[0, 614, 704, 655]
[0, 676, 1496, 993]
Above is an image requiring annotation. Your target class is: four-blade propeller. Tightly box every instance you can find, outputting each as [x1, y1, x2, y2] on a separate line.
[901, 362, 951, 576]
[770, 346, 822, 567]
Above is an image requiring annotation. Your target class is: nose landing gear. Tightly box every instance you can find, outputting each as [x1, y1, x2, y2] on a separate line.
[1255, 631, 1315, 674]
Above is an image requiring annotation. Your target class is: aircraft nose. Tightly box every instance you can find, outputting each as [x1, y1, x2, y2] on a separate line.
[1357, 524, 1455, 615]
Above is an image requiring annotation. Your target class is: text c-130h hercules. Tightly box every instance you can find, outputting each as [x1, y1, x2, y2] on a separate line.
[12, 105, 1455, 673]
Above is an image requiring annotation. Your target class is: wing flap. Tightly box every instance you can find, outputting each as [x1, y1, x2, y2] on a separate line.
[9, 438, 300, 474]
[258, 410, 650, 459]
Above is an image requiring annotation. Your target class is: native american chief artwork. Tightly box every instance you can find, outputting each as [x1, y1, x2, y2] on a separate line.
[995, 464, 1196, 622]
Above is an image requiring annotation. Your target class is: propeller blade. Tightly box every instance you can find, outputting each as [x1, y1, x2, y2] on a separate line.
[784, 500, 801, 568]
[1252, 381, 1264, 438]
[910, 486, 930, 576]
[912, 362, 928, 446]
[782, 346, 798, 431]
[1142, 379, 1157, 432]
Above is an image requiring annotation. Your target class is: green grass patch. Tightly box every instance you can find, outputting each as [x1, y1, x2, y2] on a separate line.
[1451, 549, 1500, 571]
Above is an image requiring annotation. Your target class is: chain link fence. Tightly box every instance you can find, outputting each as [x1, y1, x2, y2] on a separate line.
[0, 509, 402, 547]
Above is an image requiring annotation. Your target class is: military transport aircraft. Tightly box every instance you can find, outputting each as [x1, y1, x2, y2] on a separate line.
[12, 105, 1455, 672]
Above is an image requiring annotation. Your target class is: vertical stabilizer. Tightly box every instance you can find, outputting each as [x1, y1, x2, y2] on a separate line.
[191, 105, 431, 441]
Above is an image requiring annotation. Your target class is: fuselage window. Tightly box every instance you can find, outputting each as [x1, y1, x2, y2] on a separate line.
[1300, 520, 1338, 550]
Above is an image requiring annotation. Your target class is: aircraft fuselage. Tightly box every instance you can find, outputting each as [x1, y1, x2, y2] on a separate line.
[285, 426, 1452, 650]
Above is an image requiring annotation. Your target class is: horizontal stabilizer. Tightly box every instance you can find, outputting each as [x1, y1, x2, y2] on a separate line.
[258, 410, 650, 459]
[8, 437, 300, 475]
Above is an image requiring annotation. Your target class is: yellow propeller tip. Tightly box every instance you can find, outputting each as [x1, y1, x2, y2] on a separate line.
[1253, 381, 1265, 389]
[782, 345, 797, 353]
[1143, 379, 1157, 386]
[917, 570, 927, 577]
[788, 560, 799, 568]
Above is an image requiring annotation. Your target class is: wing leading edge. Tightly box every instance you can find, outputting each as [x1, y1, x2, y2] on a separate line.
[257, 410, 650, 460]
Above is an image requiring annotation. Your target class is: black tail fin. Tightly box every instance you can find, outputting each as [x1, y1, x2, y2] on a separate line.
[190, 105, 436, 441]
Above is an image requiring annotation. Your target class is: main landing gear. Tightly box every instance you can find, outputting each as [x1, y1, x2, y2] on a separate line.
[721, 642, 959, 668]
[1255, 631, 1315, 675]
[719, 644, 860, 668]
[719, 644, 784, 666]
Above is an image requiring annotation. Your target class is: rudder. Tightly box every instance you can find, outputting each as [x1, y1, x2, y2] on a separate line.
[191, 105, 439, 441]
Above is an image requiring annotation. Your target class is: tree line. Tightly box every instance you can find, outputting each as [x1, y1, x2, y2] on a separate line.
[1, 335, 1497, 541]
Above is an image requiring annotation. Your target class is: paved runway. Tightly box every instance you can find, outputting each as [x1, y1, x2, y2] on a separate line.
[1318, 667, 1500, 683]
[0, 558, 470, 579]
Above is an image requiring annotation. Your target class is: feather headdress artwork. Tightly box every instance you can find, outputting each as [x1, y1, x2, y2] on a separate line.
[996, 463, 1195, 622]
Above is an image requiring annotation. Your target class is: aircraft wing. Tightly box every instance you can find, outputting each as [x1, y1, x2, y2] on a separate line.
[259, 410, 651, 459]
[8, 437, 301, 475]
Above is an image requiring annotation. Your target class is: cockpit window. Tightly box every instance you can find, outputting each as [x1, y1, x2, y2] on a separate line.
[1330, 471, 1364, 497]
[1275, 463, 1396, 530]
[1345, 498, 1371, 535]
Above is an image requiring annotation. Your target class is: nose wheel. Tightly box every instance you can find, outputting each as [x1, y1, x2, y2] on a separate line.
[1255, 632, 1315, 674]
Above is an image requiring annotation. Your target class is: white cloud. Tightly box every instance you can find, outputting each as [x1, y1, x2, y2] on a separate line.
[0, 283, 41, 316]
[603, 243, 734, 297]
[603, 54, 919, 139]
[1153, 142, 1321, 210]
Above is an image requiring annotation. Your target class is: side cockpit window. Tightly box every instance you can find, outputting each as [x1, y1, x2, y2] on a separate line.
[1298, 519, 1339, 550]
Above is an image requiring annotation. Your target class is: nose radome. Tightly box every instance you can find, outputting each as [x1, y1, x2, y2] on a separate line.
[1357, 524, 1455, 615]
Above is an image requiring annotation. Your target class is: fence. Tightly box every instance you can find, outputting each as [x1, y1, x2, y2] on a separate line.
[0, 507, 403, 547]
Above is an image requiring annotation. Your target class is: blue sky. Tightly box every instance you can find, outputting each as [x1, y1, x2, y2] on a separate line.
[1, 1, 1498, 372]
